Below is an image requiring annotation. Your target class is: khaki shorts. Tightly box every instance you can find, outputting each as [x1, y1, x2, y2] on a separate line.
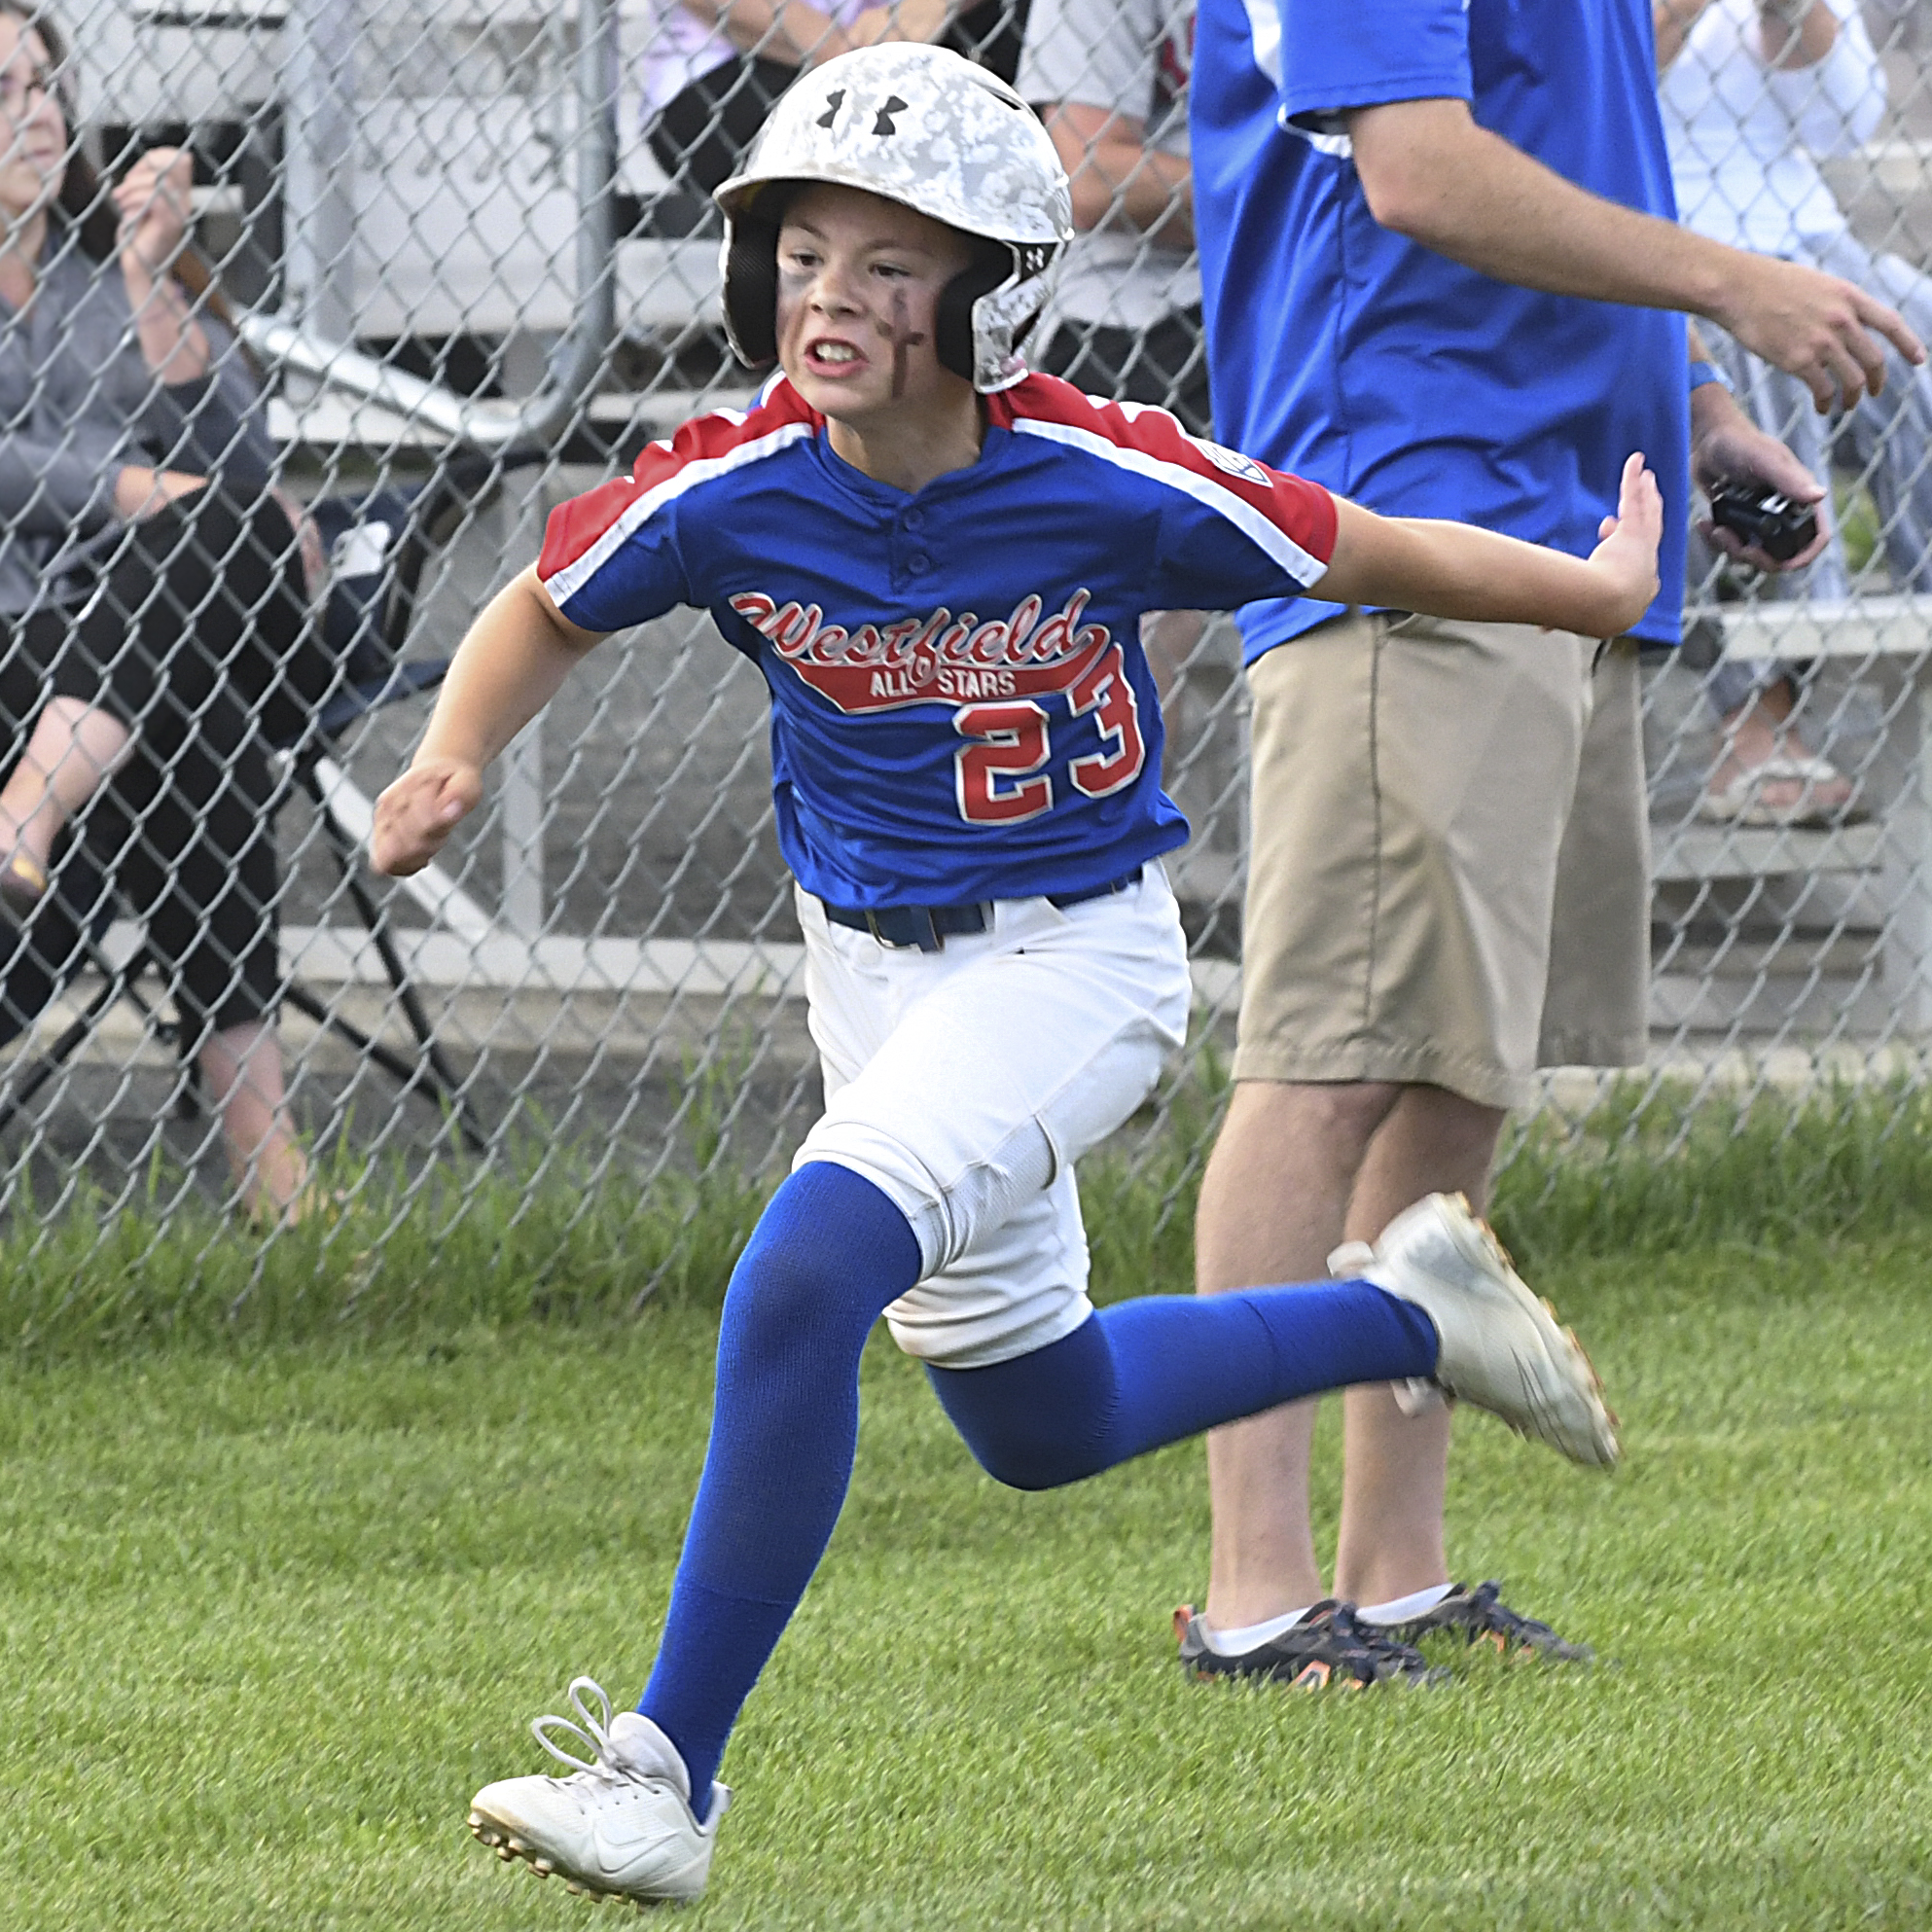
[1234, 611, 1649, 1111]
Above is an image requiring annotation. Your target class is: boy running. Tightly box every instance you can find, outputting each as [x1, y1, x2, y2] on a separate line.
[371, 45, 1653, 1908]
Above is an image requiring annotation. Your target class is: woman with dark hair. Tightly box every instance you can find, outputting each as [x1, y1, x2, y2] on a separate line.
[0, 2, 328, 1217]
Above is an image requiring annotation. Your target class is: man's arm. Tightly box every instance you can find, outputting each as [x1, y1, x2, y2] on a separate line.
[1316, 452, 1664, 639]
[371, 566, 603, 878]
[1655, 0, 1835, 71]
[1757, 0, 1839, 69]
[1043, 101, 1193, 246]
[1654, 0, 1715, 69]
[1347, 96, 1920, 410]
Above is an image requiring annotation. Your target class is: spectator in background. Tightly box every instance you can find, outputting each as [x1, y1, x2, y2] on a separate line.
[1020, 0, 1203, 703]
[0, 4, 324, 1219]
[1661, 0, 1932, 825]
[641, 0, 959, 195]
[1018, 0, 1204, 437]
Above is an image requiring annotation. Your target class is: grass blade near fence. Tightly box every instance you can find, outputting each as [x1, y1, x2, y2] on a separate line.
[1493, 1077, 1932, 1266]
[4, 1075, 1932, 1355]
[0, 1130, 772, 1356]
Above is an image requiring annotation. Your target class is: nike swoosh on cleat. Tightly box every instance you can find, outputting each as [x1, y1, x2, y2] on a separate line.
[590, 1834, 650, 1877]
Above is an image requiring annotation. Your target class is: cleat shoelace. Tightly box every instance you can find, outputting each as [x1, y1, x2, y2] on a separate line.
[527, 1675, 632, 1786]
[1326, 1603, 1434, 1682]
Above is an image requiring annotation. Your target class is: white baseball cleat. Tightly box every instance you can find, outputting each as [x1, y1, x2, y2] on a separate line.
[468, 1677, 730, 1906]
[1338, 1193, 1620, 1468]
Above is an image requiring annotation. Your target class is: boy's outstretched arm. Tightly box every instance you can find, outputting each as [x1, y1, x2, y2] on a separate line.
[371, 566, 605, 878]
[1316, 452, 1664, 640]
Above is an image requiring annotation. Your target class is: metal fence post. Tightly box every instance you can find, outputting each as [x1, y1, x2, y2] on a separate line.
[241, 0, 618, 447]
[278, 0, 357, 345]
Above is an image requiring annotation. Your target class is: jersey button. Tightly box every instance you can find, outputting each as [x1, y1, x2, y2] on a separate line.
[907, 551, 932, 573]
[904, 508, 925, 530]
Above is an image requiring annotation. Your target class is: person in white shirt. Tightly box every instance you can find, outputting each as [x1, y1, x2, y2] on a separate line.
[1660, 0, 1932, 824]
[1017, 0, 1203, 437]
[1017, 0, 1204, 702]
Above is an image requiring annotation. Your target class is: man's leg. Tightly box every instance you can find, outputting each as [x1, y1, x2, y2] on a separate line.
[1205, 611, 1601, 1646]
[1195, 1079, 1504, 1627]
[1330, 1083, 1504, 1608]
[1194, 1077, 1401, 1627]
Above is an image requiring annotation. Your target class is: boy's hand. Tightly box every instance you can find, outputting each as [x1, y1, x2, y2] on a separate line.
[1585, 452, 1665, 634]
[372, 759, 483, 877]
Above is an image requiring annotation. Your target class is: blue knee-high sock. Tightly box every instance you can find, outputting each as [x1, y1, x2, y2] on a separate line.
[928, 1280, 1439, 1490]
[638, 1163, 921, 1818]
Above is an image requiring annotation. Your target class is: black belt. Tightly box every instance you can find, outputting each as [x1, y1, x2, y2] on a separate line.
[820, 867, 1143, 952]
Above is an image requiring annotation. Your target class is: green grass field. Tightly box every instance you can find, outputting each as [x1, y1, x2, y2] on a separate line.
[4, 1144, 1932, 1929]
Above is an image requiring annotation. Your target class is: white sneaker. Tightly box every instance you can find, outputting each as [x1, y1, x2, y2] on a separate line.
[1342, 1194, 1620, 1468]
[468, 1677, 731, 1905]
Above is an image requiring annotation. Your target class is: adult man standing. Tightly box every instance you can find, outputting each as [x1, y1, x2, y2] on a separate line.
[1181, 0, 1921, 1675]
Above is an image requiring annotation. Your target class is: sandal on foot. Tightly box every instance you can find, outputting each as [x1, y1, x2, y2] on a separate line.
[1696, 752, 1866, 829]
[0, 850, 47, 920]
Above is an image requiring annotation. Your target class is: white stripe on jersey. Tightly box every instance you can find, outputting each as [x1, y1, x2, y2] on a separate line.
[1240, 0, 1353, 153]
[540, 416, 814, 610]
[1011, 413, 1332, 589]
[1242, 0, 1282, 85]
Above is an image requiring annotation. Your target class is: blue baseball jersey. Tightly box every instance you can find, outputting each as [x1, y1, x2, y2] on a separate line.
[539, 373, 1337, 909]
[1190, 0, 1690, 662]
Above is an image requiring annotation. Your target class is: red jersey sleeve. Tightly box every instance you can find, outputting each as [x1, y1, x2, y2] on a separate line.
[993, 376, 1337, 609]
[537, 380, 820, 630]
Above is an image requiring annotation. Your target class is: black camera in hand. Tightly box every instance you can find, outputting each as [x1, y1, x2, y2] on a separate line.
[1704, 481, 1820, 563]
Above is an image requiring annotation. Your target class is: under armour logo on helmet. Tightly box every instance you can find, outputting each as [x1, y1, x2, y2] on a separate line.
[815, 89, 844, 128]
[872, 94, 909, 136]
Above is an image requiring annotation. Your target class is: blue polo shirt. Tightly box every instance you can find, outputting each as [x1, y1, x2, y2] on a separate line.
[1191, 0, 1691, 658]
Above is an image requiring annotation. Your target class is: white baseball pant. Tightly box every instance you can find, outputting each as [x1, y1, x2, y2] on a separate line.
[792, 862, 1191, 1369]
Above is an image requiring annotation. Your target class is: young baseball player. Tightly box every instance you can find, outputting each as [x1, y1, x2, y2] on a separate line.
[371, 45, 1657, 1907]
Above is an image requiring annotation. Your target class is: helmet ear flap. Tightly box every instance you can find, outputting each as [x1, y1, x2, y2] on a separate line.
[722, 215, 781, 370]
[934, 239, 1019, 384]
[721, 186, 798, 372]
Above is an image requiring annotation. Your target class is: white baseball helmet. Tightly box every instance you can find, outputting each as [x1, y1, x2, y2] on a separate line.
[713, 45, 1073, 393]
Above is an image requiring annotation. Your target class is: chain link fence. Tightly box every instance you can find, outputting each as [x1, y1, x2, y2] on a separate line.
[3, 0, 1932, 1268]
